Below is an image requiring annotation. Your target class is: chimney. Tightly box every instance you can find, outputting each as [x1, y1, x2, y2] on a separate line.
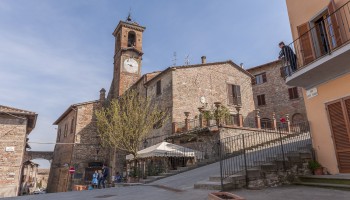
[240, 63, 244, 69]
[201, 56, 206, 64]
[99, 88, 106, 103]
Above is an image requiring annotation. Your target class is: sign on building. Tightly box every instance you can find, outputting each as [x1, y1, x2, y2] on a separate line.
[5, 147, 15, 152]
[306, 87, 318, 99]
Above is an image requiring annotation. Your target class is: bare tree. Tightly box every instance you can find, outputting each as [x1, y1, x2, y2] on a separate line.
[95, 89, 168, 161]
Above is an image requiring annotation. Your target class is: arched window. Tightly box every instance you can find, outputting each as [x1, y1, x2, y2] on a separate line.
[127, 31, 136, 47]
[292, 113, 304, 124]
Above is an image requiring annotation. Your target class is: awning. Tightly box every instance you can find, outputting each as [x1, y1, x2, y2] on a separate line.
[126, 142, 202, 160]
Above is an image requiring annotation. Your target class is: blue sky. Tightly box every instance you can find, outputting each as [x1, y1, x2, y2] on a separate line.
[0, 0, 292, 168]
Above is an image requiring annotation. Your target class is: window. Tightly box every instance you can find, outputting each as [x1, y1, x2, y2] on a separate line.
[127, 31, 136, 47]
[64, 124, 68, 137]
[227, 84, 241, 105]
[156, 80, 162, 95]
[57, 129, 61, 142]
[257, 94, 266, 106]
[70, 118, 75, 134]
[288, 87, 299, 99]
[252, 73, 267, 85]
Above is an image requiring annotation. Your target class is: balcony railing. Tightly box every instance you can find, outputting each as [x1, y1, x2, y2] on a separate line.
[283, 1, 350, 77]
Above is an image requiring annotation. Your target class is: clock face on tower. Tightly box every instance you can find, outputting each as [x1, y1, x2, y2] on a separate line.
[123, 58, 139, 74]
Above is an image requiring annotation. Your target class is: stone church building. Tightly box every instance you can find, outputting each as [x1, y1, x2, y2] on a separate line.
[48, 16, 306, 192]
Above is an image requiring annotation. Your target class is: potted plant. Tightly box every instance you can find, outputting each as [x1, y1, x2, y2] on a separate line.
[308, 160, 323, 175]
[208, 192, 245, 200]
[203, 110, 214, 126]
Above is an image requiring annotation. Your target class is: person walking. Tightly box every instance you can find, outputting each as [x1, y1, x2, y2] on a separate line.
[91, 170, 98, 189]
[101, 164, 109, 188]
[278, 41, 297, 76]
[97, 170, 103, 189]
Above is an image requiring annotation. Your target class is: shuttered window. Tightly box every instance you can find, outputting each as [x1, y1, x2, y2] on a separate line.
[326, 0, 342, 49]
[156, 80, 162, 95]
[227, 84, 241, 105]
[257, 94, 266, 106]
[57, 129, 61, 142]
[288, 87, 299, 99]
[327, 97, 350, 173]
[297, 22, 315, 65]
[70, 118, 75, 134]
[253, 73, 267, 85]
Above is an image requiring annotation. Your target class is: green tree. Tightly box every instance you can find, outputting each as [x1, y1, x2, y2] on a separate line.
[95, 89, 168, 161]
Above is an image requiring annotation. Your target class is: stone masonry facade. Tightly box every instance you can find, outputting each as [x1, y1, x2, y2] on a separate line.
[247, 60, 307, 125]
[47, 101, 109, 193]
[0, 105, 37, 198]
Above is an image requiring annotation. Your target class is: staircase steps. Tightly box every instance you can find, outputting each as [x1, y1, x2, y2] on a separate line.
[295, 175, 350, 190]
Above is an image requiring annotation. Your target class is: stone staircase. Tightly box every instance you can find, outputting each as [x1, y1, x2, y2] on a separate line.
[194, 147, 313, 190]
[295, 175, 350, 190]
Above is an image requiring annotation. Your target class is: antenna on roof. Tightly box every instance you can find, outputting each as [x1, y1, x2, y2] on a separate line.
[172, 52, 177, 66]
[184, 54, 190, 65]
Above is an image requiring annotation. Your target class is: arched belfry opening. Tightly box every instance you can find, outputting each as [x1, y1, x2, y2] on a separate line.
[127, 31, 136, 47]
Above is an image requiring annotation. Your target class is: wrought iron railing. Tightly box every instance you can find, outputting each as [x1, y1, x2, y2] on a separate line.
[283, 1, 350, 77]
[218, 121, 312, 190]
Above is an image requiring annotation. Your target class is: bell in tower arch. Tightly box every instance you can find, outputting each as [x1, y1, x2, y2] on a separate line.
[127, 31, 136, 47]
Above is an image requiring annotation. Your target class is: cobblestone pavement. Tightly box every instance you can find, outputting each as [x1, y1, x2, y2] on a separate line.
[5, 185, 350, 200]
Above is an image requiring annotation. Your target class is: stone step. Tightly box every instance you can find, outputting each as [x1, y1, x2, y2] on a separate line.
[295, 182, 350, 190]
[194, 180, 236, 190]
[209, 174, 245, 182]
[299, 175, 350, 185]
[177, 167, 189, 171]
[159, 172, 175, 176]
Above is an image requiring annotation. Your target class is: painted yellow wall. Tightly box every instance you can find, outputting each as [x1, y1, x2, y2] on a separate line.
[286, 0, 348, 41]
[303, 73, 350, 174]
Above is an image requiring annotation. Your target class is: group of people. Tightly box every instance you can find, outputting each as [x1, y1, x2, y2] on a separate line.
[91, 164, 109, 189]
[90, 164, 123, 189]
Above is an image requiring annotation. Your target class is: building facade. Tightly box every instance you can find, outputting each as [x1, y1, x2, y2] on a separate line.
[47, 100, 109, 193]
[285, 0, 350, 173]
[247, 60, 307, 127]
[0, 105, 37, 198]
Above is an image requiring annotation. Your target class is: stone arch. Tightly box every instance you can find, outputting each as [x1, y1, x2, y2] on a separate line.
[127, 31, 136, 47]
[292, 113, 304, 124]
[23, 151, 54, 163]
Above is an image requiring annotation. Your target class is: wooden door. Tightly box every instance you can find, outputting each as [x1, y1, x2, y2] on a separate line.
[297, 22, 315, 65]
[327, 98, 350, 173]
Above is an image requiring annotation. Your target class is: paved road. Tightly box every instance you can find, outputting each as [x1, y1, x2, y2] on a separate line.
[7, 185, 350, 200]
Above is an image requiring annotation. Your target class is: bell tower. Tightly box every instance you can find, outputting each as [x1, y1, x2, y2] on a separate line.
[109, 15, 145, 98]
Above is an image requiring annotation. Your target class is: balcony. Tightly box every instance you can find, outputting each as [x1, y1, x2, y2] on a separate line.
[285, 1, 350, 89]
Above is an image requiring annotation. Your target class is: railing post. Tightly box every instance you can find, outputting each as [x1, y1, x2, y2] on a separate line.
[218, 140, 224, 191]
[172, 122, 177, 134]
[286, 114, 291, 133]
[242, 135, 248, 187]
[255, 109, 261, 129]
[198, 107, 204, 128]
[238, 114, 243, 127]
[278, 128, 286, 171]
[271, 112, 277, 131]
[184, 112, 190, 131]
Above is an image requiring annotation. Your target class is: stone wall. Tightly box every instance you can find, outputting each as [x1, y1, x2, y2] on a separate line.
[172, 62, 256, 124]
[47, 101, 110, 193]
[0, 115, 27, 197]
[247, 60, 307, 124]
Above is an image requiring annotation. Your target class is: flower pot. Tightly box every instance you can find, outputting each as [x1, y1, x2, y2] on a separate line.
[208, 192, 245, 200]
[314, 167, 324, 175]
